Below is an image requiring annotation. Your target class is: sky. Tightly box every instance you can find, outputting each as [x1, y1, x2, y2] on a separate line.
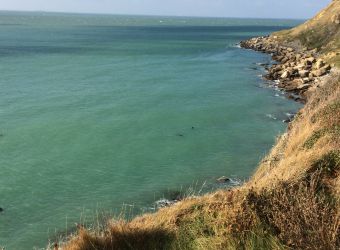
[0, 0, 332, 19]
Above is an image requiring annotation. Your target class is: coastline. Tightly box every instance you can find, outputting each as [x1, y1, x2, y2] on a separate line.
[147, 34, 336, 212]
[240, 36, 333, 103]
[58, 1, 340, 248]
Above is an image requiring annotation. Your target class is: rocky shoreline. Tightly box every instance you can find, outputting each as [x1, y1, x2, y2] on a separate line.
[240, 36, 332, 102]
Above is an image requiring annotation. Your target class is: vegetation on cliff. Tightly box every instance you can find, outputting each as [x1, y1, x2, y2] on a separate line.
[60, 2, 340, 249]
[274, 0, 340, 67]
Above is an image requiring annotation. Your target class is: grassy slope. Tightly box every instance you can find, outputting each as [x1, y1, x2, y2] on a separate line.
[273, 0, 340, 67]
[62, 2, 340, 250]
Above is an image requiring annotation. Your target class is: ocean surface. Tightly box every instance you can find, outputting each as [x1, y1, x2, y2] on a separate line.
[0, 12, 302, 249]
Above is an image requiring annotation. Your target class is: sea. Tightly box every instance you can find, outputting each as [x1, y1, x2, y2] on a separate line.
[0, 11, 302, 249]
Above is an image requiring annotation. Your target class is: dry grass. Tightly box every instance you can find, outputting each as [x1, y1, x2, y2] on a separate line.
[251, 71, 340, 190]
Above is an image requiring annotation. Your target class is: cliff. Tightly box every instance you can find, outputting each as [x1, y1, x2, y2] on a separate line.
[60, 2, 340, 249]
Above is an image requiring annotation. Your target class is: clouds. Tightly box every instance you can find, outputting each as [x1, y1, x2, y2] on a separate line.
[0, 0, 332, 19]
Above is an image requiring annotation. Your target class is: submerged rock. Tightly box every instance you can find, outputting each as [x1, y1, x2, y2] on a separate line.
[155, 199, 178, 208]
[283, 112, 296, 123]
[0, 207, 4, 213]
[217, 176, 231, 183]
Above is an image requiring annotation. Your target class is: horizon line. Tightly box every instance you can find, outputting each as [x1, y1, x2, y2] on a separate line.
[0, 9, 306, 21]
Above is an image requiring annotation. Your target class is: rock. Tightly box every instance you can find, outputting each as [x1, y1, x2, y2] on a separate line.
[167, 190, 184, 201]
[217, 176, 231, 183]
[287, 94, 302, 102]
[285, 79, 303, 91]
[284, 112, 296, 123]
[257, 63, 268, 67]
[311, 48, 319, 54]
[283, 113, 296, 123]
[324, 64, 331, 71]
[298, 70, 310, 78]
[302, 77, 312, 83]
[274, 72, 281, 79]
[281, 57, 289, 64]
[296, 83, 311, 91]
[315, 59, 325, 69]
[155, 199, 177, 208]
[287, 47, 294, 52]
[281, 70, 291, 79]
[295, 54, 302, 60]
[295, 62, 307, 70]
[275, 55, 284, 61]
[305, 57, 316, 64]
[272, 65, 282, 72]
[312, 68, 328, 77]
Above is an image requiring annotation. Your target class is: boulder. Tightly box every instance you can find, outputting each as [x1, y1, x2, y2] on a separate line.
[155, 199, 177, 208]
[305, 57, 316, 64]
[272, 65, 282, 72]
[217, 176, 231, 183]
[281, 57, 289, 64]
[312, 67, 328, 77]
[298, 70, 310, 78]
[315, 59, 325, 69]
[302, 77, 312, 84]
[285, 79, 303, 91]
[324, 64, 331, 71]
[295, 63, 307, 70]
[296, 83, 311, 91]
[281, 70, 291, 79]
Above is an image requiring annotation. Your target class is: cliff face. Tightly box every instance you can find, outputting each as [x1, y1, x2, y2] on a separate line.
[61, 2, 339, 250]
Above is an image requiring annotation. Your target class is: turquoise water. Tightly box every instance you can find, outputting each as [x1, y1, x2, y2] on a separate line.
[0, 12, 302, 249]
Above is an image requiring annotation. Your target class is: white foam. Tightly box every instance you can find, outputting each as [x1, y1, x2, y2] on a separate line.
[266, 114, 277, 120]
